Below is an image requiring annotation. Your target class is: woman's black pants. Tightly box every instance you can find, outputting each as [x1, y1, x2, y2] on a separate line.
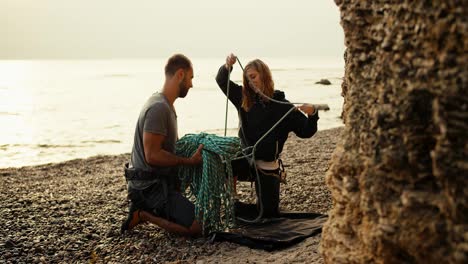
[254, 168, 281, 218]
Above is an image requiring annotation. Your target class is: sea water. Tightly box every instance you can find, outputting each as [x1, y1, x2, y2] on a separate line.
[0, 57, 344, 168]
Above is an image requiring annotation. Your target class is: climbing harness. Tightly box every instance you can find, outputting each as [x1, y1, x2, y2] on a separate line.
[123, 163, 170, 219]
[235, 106, 295, 223]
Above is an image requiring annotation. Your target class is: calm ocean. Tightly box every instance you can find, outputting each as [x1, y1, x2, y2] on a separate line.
[0, 57, 344, 168]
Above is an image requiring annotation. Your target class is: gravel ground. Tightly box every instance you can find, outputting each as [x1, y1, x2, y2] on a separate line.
[0, 127, 343, 263]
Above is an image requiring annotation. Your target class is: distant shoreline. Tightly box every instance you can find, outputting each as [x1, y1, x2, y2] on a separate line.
[1, 124, 344, 170]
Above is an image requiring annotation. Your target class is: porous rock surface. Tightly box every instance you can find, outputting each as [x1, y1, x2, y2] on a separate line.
[321, 1, 467, 263]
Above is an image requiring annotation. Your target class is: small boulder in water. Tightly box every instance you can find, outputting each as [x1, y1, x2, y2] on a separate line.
[315, 79, 331, 85]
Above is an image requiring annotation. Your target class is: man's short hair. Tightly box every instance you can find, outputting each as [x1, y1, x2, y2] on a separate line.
[165, 54, 192, 76]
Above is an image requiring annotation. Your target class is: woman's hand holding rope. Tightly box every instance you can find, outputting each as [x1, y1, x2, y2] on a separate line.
[225, 53, 237, 70]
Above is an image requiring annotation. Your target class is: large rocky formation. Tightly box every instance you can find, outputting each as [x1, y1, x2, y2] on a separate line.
[321, 1, 467, 263]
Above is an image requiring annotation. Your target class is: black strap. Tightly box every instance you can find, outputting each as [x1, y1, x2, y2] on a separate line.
[124, 163, 164, 181]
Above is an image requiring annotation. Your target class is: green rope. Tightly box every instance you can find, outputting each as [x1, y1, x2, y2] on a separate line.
[224, 68, 231, 136]
[176, 133, 242, 234]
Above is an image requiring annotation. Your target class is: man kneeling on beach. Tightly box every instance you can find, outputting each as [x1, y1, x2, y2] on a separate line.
[121, 54, 204, 237]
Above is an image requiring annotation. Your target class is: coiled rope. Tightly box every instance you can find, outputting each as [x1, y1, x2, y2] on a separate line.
[176, 133, 242, 234]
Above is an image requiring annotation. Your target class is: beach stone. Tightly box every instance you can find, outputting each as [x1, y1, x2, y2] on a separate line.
[315, 79, 331, 85]
[321, 1, 467, 264]
[4, 239, 16, 248]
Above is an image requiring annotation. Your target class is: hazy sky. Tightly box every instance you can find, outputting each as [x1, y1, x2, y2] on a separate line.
[1, 0, 344, 59]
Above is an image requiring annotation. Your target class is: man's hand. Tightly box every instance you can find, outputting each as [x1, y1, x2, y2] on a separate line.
[188, 144, 204, 165]
[225, 53, 237, 70]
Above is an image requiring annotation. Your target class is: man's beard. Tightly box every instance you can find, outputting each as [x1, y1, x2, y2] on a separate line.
[178, 82, 189, 98]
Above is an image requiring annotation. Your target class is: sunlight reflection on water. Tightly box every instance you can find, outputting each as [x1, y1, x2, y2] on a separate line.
[0, 58, 344, 168]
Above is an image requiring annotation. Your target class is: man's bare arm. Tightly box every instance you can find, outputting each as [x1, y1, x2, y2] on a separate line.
[143, 132, 203, 167]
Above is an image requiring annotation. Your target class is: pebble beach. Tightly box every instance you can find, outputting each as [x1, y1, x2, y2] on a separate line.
[0, 127, 343, 263]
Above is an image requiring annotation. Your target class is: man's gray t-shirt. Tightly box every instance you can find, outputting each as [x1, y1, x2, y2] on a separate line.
[128, 92, 178, 190]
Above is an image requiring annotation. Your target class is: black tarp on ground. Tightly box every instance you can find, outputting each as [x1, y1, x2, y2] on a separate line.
[210, 202, 327, 251]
